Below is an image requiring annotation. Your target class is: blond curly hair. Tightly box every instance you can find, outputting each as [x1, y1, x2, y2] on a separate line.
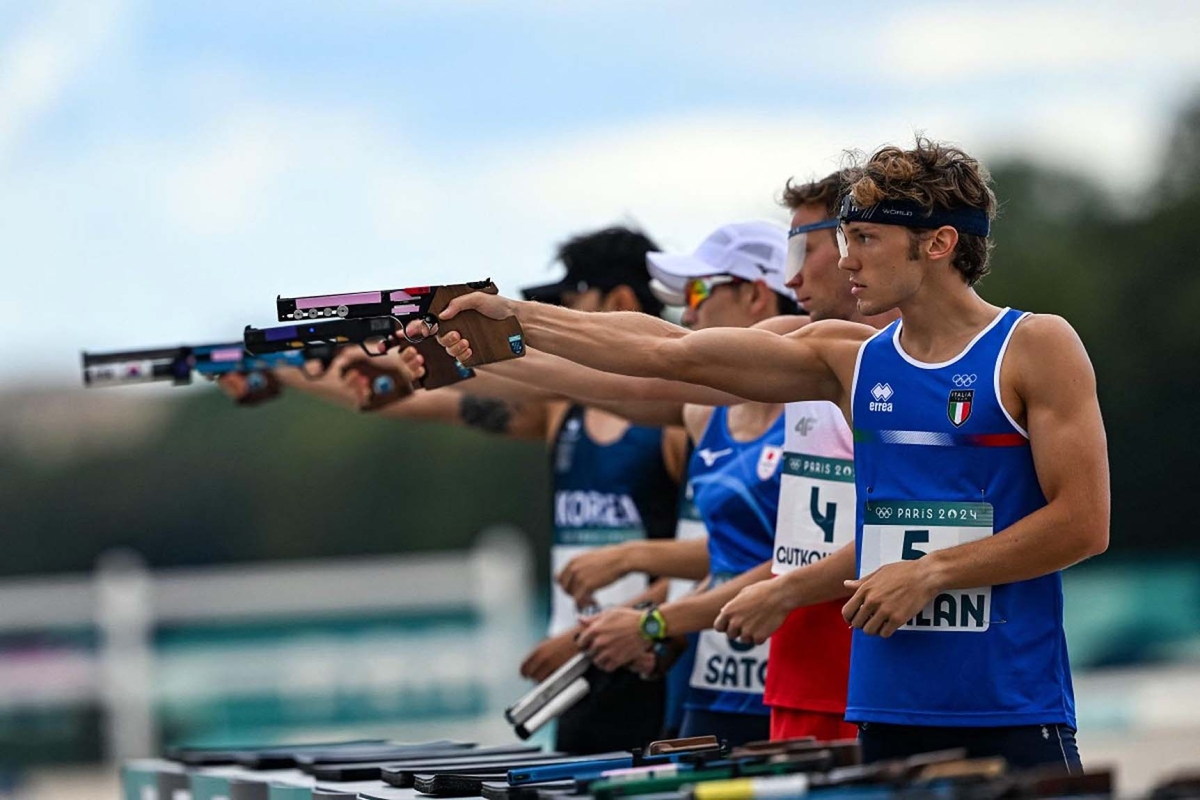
[843, 137, 997, 285]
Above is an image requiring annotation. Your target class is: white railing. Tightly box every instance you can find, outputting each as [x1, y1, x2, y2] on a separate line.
[0, 527, 535, 760]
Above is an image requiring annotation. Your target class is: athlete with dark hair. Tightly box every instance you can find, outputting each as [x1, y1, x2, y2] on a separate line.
[220, 225, 689, 756]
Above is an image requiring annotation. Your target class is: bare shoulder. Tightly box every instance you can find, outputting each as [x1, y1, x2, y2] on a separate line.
[1008, 314, 1092, 371]
[1006, 314, 1096, 398]
[752, 314, 810, 335]
[682, 403, 715, 442]
[788, 318, 879, 343]
[1011, 313, 1083, 346]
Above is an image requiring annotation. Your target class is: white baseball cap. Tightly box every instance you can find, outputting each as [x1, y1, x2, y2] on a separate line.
[647, 221, 793, 306]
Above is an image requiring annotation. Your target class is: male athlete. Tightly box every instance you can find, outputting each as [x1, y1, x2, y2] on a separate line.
[431, 139, 1109, 769]
[222, 226, 688, 755]
[554, 172, 898, 743]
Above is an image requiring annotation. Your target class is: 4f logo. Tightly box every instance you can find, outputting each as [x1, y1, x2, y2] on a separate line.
[794, 416, 818, 436]
[948, 389, 974, 427]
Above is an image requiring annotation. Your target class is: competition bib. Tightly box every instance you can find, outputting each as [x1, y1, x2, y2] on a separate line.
[773, 453, 856, 575]
[689, 575, 769, 695]
[859, 500, 994, 632]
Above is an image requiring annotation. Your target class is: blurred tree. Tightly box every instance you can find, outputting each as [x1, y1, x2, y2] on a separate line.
[3, 92, 1200, 574]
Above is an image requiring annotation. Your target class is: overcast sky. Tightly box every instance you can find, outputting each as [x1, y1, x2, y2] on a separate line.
[1, 0, 1198, 386]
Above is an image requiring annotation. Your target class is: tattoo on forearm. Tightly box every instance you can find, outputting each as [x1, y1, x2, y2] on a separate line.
[459, 395, 515, 434]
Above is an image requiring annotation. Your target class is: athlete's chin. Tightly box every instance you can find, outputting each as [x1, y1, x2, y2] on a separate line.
[856, 298, 891, 317]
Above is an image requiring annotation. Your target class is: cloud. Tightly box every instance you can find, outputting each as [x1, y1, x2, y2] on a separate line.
[0, 0, 132, 164]
[882, 3, 1200, 80]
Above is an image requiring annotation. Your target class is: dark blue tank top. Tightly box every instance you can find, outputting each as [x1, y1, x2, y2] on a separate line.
[685, 406, 783, 717]
[547, 405, 678, 636]
[849, 307, 1075, 728]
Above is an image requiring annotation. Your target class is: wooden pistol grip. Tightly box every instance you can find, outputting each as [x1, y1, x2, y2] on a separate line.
[412, 338, 474, 390]
[645, 735, 720, 755]
[427, 282, 525, 368]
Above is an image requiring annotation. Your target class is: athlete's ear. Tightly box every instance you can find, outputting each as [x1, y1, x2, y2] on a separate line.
[748, 280, 773, 314]
[603, 284, 641, 312]
[927, 226, 959, 262]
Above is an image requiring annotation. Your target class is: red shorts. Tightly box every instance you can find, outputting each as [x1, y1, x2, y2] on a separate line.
[769, 706, 859, 743]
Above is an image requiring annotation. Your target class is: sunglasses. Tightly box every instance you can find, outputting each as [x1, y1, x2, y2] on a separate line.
[683, 275, 748, 310]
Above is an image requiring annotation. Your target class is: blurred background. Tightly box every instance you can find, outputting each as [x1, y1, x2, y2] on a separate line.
[2, 0, 1199, 797]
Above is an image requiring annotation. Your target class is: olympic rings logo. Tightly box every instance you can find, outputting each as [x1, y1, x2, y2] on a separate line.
[874, 506, 893, 519]
[952, 374, 977, 387]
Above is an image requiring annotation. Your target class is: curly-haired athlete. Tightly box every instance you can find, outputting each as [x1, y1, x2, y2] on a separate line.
[432, 138, 1109, 770]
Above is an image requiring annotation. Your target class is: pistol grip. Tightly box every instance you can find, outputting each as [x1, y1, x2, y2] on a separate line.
[428, 283, 526, 368]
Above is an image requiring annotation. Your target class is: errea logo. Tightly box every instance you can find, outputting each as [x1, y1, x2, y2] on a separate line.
[869, 382, 894, 412]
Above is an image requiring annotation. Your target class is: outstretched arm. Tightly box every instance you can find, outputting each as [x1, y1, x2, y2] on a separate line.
[428, 294, 860, 405]
[842, 315, 1110, 638]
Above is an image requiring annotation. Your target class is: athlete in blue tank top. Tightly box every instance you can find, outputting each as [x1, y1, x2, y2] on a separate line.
[679, 405, 783, 742]
[444, 138, 1111, 771]
[849, 309, 1076, 733]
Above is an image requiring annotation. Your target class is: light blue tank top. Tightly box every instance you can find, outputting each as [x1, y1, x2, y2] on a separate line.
[849, 307, 1075, 728]
[685, 406, 784, 717]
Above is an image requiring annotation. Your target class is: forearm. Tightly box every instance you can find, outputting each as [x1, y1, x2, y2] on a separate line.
[923, 500, 1104, 591]
[513, 302, 833, 404]
[486, 349, 743, 407]
[662, 562, 774, 634]
[622, 538, 710, 581]
[516, 302, 695, 380]
[778, 543, 858, 608]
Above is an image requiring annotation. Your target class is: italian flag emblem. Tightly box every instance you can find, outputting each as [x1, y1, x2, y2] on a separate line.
[948, 390, 974, 427]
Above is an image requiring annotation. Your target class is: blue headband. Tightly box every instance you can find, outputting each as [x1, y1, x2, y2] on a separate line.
[788, 219, 839, 237]
[838, 195, 991, 237]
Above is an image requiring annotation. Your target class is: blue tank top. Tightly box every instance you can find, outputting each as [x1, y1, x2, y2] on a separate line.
[547, 405, 678, 636]
[685, 406, 783, 717]
[849, 307, 1075, 728]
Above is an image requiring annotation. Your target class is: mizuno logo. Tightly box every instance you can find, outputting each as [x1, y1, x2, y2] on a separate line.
[697, 448, 733, 467]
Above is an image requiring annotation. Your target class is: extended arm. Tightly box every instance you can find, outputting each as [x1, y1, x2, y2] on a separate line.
[843, 315, 1110, 637]
[430, 294, 860, 405]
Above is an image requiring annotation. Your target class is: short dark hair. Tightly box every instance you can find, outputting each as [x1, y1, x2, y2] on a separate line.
[554, 226, 663, 316]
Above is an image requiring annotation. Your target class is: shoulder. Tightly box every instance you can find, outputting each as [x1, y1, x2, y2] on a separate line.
[1007, 313, 1090, 366]
[1010, 312, 1080, 342]
[1006, 314, 1096, 397]
[752, 314, 810, 335]
[788, 318, 880, 343]
[682, 403, 716, 442]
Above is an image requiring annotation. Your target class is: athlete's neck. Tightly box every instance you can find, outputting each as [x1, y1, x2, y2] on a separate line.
[895, 284, 1000, 364]
[726, 401, 784, 442]
[847, 306, 900, 331]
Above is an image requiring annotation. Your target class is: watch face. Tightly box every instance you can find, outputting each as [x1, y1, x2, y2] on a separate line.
[644, 618, 661, 637]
